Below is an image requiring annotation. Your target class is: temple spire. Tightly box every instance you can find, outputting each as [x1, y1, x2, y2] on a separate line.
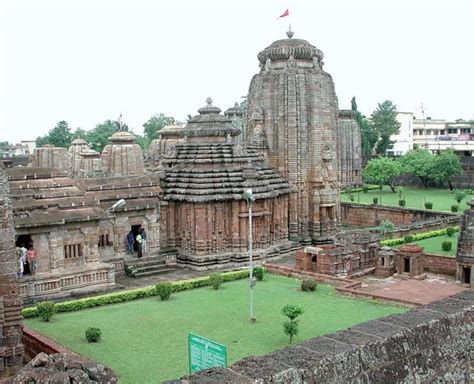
[286, 25, 294, 38]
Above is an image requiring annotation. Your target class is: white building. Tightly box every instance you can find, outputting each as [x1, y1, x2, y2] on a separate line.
[390, 114, 474, 156]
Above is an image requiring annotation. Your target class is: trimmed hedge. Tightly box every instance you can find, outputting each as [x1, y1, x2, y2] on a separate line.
[380, 226, 459, 247]
[340, 185, 379, 194]
[22, 269, 252, 319]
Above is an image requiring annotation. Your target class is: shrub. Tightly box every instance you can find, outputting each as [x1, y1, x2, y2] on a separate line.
[349, 194, 355, 201]
[281, 304, 304, 344]
[301, 279, 317, 292]
[441, 241, 452, 252]
[403, 235, 414, 243]
[22, 269, 253, 318]
[209, 273, 224, 290]
[155, 282, 173, 301]
[362, 186, 369, 193]
[36, 301, 55, 322]
[372, 197, 378, 204]
[398, 199, 406, 207]
[446, 227, 455, 237]
[451, 204, 459, 213]
[85, 327, 101, 343]
[253, 267, 264, 281]
[378, 185, 383, 190]
[380, 226, 459, 247]
[424, 201, 433, 209]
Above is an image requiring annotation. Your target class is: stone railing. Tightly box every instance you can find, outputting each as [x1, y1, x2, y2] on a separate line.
[175, 290, 473, 383]
[19, 264, 116, 303]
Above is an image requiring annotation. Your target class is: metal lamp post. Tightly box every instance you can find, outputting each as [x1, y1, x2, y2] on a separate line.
[242, 188, 256, 323]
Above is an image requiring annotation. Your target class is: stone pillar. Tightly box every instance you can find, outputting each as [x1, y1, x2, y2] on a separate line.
[0, 164, 23, 378]
[456, 199, 474, 287]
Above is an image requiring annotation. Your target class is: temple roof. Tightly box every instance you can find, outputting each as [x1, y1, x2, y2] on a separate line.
[257, 32, 324, 64]
[181, 98, 241, 137]
[108, 131, 136, 143]
[224, 102, 244, 117]
[159, 144, 293, 202]
[7, 168, 162, 228]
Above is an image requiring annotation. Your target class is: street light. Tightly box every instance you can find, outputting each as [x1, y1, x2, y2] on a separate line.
[242, 188, 256, 323]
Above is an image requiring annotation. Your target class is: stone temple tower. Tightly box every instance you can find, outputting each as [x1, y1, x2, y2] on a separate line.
[247, 31, 339, 243]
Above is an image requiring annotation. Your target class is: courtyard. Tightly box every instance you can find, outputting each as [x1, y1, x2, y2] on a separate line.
[341, 186, 471, 213]
[24, 274, 405, 383]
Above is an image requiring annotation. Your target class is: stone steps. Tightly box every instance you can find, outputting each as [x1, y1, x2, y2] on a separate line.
[124, 254, 177, 278]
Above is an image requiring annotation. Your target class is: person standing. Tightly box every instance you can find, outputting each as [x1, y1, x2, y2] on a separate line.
[126, 231, 135, 256]
[140, 228, 147, 254]
[18, 245, 27, 277]
[135, 232, 143, 258]
[27, 245, 37, 276]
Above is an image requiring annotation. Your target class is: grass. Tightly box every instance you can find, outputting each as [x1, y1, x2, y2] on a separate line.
[342, 186, 471, 213]
[25, 275, 405, 383]
[395, 233, 458, 256]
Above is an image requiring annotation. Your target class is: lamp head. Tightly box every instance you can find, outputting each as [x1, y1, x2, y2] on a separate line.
[110, 199, 126, 210]
[242, 188, 254, 202]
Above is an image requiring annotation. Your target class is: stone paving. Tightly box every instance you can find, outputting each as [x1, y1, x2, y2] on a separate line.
[352, 274, 466, 305]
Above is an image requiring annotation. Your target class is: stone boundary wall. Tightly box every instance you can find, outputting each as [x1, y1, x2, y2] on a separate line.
[176, 290, 473, 383]
[423, 254, 457, 275]
[340, 202, 458, 228]
[22, 326, 77, 361]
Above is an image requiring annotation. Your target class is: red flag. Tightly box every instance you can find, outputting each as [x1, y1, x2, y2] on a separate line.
[277, 9, 289, 18]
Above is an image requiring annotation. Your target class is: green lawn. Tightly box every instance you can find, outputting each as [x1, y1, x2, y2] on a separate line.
[395, 233, 458, 256]
[25, 275, 405, 383]
[341, 186, 470, 213]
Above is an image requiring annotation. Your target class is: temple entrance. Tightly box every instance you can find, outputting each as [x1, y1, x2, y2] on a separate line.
[403, 258, 410, 273]
[131, 225, 142, 251]
[15, 234, 33, 275]
[461, 266, 471, 285]
[311, 254, 318, 272]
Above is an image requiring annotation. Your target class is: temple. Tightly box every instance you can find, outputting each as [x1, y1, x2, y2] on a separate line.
[3, 31, 364, 301]
[456, 199, 474, 286]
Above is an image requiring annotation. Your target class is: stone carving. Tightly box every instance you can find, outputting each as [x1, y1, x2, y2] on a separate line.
[265, 58, 272, 71]
[250, 106, 263, 122]
[287, 55, 296, 69]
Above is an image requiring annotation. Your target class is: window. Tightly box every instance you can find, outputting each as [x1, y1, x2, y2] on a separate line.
[448, 128, 457, 134]
[461, 128, 471, 134]
[64, 244, 83, 259]
[98, 234, 113, 247]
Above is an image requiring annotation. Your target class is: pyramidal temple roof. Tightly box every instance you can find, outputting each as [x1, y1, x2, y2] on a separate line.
[181, 98, 241, 137]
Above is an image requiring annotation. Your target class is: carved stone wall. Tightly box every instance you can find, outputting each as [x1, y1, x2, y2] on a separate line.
[337, 110, 362, 187]
[247, 33, 339, 243]
[32, 145, 67, 170]
[0, 164, 23, 378]
[456, 199, 474, 286]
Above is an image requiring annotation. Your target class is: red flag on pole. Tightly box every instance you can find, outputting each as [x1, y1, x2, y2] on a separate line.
[277, 9, 289, 18]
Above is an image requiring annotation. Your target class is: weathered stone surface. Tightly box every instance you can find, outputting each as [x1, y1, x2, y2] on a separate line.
[0, 163, 23, 379]
[456, 198, 474, 287]
[7, 352, 118, 383]
[101, 131, 144, 176]
[247, 32, 340, 243]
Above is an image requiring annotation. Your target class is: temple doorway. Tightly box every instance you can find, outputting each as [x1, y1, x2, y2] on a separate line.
[461, 266, 471, 285]
[131, 225, 142, 251]
[15, 234, 33, 275]
[403, 258, 410, 273]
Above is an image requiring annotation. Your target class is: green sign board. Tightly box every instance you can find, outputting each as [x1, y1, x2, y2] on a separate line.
[188, 333, 227, 374]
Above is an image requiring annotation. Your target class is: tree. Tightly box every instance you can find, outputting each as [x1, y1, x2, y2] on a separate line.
[351, 97, 377, 156]
[87, 120, 119, 152]
[429, 149, 463, 190]
[143, 113, 177, 142]
[72, 127, 88, 141]
[363, 157, 402, 192]
[35, 121, 73, 148]
[371, 100, 401, 155]
[281, 304, 304, 344]
[400, 149, 435, 187]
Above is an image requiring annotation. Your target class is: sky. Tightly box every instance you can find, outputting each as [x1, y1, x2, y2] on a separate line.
[0, 0, 473, 143]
